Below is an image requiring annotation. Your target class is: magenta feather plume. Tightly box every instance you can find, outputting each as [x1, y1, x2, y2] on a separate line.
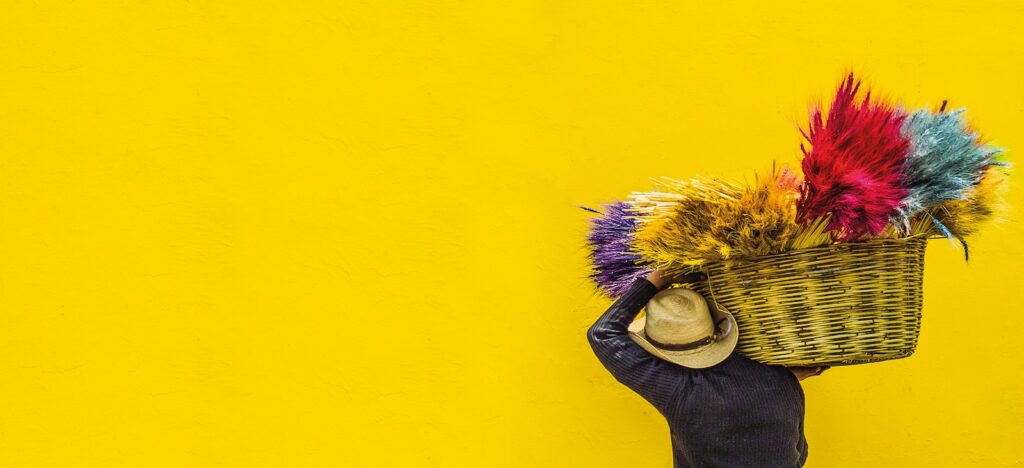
[796, 74, 910, 241]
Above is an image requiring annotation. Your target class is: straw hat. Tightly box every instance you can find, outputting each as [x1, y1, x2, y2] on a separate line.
[628, 286, 739, 369]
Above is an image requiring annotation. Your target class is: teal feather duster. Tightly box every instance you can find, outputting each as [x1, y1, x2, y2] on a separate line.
[895, 105, 1005, 233]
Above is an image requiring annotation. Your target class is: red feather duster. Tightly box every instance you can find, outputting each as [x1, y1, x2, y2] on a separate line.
[797, 73, 910, 241]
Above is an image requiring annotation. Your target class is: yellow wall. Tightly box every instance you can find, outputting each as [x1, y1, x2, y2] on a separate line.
[1, 1, 1021, 466]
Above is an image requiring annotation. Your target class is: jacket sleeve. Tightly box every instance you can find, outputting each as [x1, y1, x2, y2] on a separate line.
[586, 277, 683, 414]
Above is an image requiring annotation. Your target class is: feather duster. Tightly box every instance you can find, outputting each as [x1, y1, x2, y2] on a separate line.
[630, 164, 816, 278]
[900, 164, 1010, 260]
[580, 201, 653, 297]
[895, 104, 1004, 232]
[926, 164, 1010, 238]
[797, 73, 910, 241]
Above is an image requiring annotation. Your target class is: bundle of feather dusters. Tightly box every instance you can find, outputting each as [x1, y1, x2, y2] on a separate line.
[581, 73, 1011, 298]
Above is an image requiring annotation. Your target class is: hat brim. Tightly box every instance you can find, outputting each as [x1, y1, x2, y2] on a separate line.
[627, 302, 739, 369]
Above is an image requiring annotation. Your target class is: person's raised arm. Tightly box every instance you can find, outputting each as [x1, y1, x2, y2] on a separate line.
[585, 270, 698, 414]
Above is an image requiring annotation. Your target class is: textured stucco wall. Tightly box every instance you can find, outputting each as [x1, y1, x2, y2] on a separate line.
[1, 1, 1021, 466]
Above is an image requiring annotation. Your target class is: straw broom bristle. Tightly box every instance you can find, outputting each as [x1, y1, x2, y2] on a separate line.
[788, 214, 835, 250]
[630, 164, 823, 277]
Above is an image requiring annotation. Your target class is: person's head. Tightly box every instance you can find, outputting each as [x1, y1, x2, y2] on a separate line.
[628, 286, 738, 368]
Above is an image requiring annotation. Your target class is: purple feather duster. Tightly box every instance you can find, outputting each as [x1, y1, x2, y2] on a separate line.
[580, 201, 653, 298]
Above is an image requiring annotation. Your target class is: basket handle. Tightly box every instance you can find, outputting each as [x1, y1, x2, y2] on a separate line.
[693, 267, 730, 316]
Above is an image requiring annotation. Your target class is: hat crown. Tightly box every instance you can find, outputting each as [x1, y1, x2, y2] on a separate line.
[644, 288, 714, 345]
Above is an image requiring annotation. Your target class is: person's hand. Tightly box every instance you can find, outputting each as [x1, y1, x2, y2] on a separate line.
[645, 269, 707, 289]
[789, 366, 830, 381]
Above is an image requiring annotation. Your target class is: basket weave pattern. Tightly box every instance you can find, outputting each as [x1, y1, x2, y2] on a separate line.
[684, 235, 928, 366]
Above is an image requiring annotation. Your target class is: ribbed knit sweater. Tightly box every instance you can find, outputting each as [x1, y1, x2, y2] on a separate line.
[586, 277, 808, 467]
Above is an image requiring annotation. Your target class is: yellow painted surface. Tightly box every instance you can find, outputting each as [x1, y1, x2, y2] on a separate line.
[1, 1, 1021, 466]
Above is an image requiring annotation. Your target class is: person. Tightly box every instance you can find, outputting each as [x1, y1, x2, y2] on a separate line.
[586, 269, 827, 467]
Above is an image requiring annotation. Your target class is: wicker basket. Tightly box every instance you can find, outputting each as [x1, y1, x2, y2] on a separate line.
[681, 235, 929, 366]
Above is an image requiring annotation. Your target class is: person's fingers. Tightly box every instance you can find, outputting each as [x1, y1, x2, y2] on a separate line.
[788, 365, 832, 381]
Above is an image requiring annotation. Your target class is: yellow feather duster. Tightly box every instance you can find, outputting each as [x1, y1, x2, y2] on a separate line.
[629, 164, 833, 277]
[922, 165, 1010, 238]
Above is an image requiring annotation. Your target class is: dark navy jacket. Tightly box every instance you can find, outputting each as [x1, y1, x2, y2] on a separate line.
[587, 277, 808, 467]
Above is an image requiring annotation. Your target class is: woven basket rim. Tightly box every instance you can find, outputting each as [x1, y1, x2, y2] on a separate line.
[685, 233, 934, 272]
